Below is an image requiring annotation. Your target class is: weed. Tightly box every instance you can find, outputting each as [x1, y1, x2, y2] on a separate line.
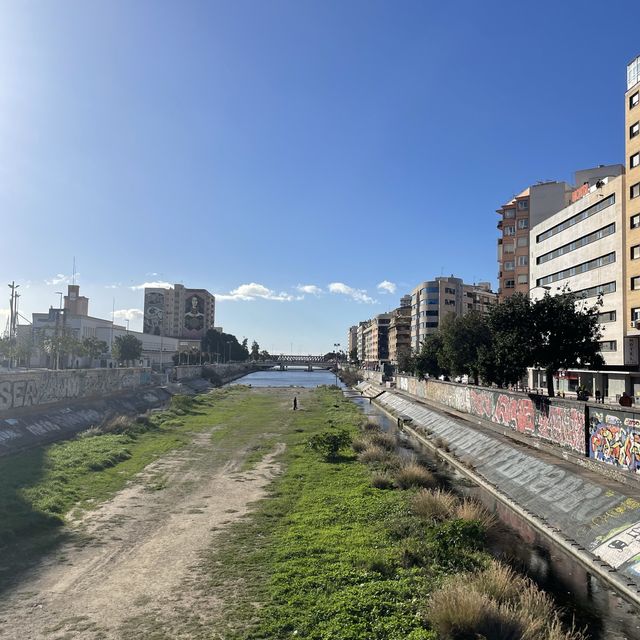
[411, 489, 457, 522]
[371, 473, 395, 489]
[455, 498, 497, 532]
[364, 421, 380, 431]
[367, 431, 397, 452]
[394, 463, 437, 490]
[307, 429, 352, 461]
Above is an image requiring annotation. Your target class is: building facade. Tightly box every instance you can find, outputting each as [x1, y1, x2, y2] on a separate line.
[530, 166, 627, 367]
[143, 284, 215, 340]
[362, 314, 391, 368]
[388, 306, 411, 367]
[410, 277, 497, 351]
[347, 325, 358, 359]
[496, 182, 572, 300]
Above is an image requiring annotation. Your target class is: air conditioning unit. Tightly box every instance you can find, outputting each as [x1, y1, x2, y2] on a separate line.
[632, 320, 638, 329]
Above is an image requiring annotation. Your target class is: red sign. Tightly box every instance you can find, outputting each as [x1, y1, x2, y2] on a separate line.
[571, 183, 590, 203]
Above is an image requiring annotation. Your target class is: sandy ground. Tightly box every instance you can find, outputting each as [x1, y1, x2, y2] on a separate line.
[0, 422, 284, 639]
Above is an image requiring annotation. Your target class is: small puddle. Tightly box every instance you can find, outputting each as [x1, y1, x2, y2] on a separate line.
[346, 391, 640, 640]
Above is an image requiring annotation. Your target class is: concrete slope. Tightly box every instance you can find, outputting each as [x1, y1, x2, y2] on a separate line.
[377, 391, 640, 597]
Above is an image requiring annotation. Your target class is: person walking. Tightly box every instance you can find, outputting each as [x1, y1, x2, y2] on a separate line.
[293, 396, 297, 411]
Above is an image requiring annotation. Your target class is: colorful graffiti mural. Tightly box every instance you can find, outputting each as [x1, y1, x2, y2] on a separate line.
[589, 410, 640, 473]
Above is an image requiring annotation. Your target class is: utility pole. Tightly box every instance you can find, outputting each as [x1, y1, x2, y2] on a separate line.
[8, 282, 20, 368]
[55, 291, 63, 370]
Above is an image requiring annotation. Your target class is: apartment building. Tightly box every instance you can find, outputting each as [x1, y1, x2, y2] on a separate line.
[356, 320, 369, 363]
[626, 55, 640, 340]
[143, 284, 215, 340]
[530, 166, 626, 368]
[362, 314, 391, 367]
[347, 325, 358, 359]
[497, 182, 572, 300]
[410, 277, 497, 351]
[388, 305, 411, 367]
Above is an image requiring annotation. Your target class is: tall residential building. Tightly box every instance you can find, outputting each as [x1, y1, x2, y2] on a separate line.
[388, 305, 411, 366]
[363, 313, 391, 367]
[347, 325, 358, 358]
[530, 165, 626, 367]
[410, 277, 497, 351]
[496, 181, 572, 299]
[626, 55, 640, 338]
[143, 284, 215, 340]
[356, 320, 370, 363]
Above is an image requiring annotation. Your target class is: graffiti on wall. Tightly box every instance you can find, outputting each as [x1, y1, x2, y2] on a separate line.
[590, 410, 640, 473]
[144, 291, 165, 335]
[0, 369, 151, 413]
[422, 381, 586, 453]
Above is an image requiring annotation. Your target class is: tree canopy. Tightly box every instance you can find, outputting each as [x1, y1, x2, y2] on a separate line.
[112, 334, 143, 365]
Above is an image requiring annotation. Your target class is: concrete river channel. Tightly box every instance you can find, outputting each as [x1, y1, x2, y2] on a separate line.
[233, 369, 640, 639]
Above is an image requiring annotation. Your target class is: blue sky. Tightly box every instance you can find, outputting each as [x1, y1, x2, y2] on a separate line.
[1, 0, 638, 353]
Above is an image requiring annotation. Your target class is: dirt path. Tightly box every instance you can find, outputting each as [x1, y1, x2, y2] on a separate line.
[0, 421, 285, 639]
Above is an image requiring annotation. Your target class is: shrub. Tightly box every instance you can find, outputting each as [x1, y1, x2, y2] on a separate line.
[358, 445, 391, 464]
[351, 436, 370, 453]
[364, 421, 380, 431]
[411, 489, 457, 522]
[394, 462, 437, 489]
[371, 472, 395, 489]
[170, 394, 196, 413]
[307, 429, 351, 461]
[78, 427, 102, 439]
[367, 431, 397, 452]
[455, 498, 497, 532]
[101, 416, 132, 434]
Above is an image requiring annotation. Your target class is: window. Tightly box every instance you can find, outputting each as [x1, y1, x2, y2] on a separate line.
[632, 245, 640, 260]
[444, 287, 456, 294]
[504, 261, 515, 271]
[425, 310, 438, 316]
[631, 122, 640, 139]
[575, 281, 616, 298]
[517, 199, 529, 210]
[632, 276, 640, 291]
[504, 226, 515, 236]
[503, 209, 515, 219]
[597, 311, 616, 323]
[632, 214, 640, 229]
[517, 218, 529, 229]
[517, 256, 528, 266]
[537, 252, 616, 286]
[632, 308, 640, 322]
[631, 91, 639, 109]
[599, 340, 617, 352]
[517, 274, 528, 284]
[444, 299, 456, 306]
[517, 236, 528, 247]
[536, 194, 615, 242]
[631, 153, 640, 169]
[631, 182, 640, 199]
[505, 280, 515, 289]
[536, 223, 616, 265]
[425, 322, 438, 328]
[503, 243, 515, 253]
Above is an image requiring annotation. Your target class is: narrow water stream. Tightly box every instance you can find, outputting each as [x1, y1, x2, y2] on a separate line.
[346, 390, 640, 640]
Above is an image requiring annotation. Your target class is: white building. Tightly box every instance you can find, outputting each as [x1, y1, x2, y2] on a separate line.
[530, 166, 627, 367]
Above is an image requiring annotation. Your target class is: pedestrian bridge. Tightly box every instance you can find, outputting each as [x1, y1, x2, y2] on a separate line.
[259, 355, 336, 369]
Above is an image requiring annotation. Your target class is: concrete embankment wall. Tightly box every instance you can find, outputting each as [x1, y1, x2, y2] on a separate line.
[375, 390, 640, 602]
[0, 368, 152, 413]
[0, 387, 171, 456]
[394, 375, 640, 475]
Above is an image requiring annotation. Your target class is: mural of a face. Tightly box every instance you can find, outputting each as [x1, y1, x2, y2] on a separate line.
[144, 292, 165, 335]
[184, 295, 204, 333]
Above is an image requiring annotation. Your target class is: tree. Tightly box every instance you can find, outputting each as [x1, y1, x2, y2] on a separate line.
[250, 340, 260, 361]
[438, 312, 491, 385]
[40, 328, 81, 369]
[112, 334, 143, 366]
[201, 330, 249, 363]
[482, 293, 536, 387]
[396, 351, 414, 374]
[259, 349, 271, 361]
[82, 336, 108, 361]
[414, 333, 446, 380]
[532, 290, 604, 397]
[349, 348, 359, 365]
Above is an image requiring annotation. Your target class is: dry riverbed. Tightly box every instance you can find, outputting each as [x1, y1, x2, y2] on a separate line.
[0, 388, 298, 639]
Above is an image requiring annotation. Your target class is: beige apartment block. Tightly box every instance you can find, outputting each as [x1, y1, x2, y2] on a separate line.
[530, 166, 627, 366]
[626, 55, 640, 338]
[388, 306, 411, 365]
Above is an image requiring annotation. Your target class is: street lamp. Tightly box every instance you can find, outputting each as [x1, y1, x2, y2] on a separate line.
[226, 340, 232, 363]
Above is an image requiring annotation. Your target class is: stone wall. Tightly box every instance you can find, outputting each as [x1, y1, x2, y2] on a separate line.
[174, 365, 203, 380]
[0, 368, 152, 414]
[588, 405, 640, 473]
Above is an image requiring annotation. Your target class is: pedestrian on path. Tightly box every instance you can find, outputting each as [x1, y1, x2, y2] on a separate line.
[293, 396, 297, 410]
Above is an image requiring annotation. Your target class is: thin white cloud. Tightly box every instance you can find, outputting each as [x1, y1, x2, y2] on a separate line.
[113, 308, 144, 321]
[130, 281, 172, 291]
[377, 280, 397, 294]
[45, 273, 79, 286]
[216, 282, 298, 302]
[105, 283, 120, 289]
[296, 284, 323, 296]
[328, 282, 376, 304]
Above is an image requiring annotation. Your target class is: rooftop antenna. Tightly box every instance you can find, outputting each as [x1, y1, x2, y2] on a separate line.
[72, 257, 77, 285]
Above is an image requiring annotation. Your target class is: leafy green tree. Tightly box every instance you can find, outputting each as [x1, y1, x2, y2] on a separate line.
[396, 351, 414, 374]
[349, 348, 358, 365]
[438, 311, 491, 385]
[532, 290, 604, 397]
[414, 333, 446, 380]
[259, 349, 271, 361]
[201, 330, 248, 362]
[250, 340, 260, 360]
[112, 334, 143, 366]
[482, 293, 536, 387]
[82, 336, 108, 361]
[41, 328, 81, 369]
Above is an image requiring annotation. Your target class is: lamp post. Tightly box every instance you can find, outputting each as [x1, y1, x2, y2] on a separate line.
[226, 340, 232, 363]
